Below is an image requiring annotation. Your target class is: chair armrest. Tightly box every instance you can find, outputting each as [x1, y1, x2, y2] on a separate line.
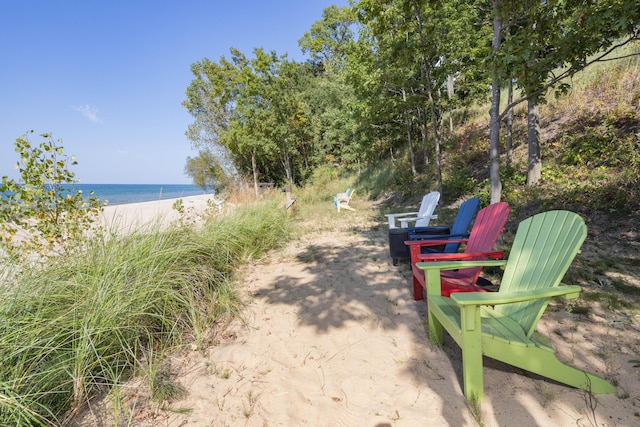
[450, 285, 582, 306]
[385, 212, 419, 228]
[400, 214, 437, 228]
[417, 251, 503, 262]
[408, 225, 451, 234]
[405, 238, 469, 247]
[417, 259, 507, 272]
[407, 233, 450, 241]
[407, 232, 470, 242]
[419, 259, 508, 297]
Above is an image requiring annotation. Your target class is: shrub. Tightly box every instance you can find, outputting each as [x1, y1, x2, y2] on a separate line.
[0, 132, 105, 256]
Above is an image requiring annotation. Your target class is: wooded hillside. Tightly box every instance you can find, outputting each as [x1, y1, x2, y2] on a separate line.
[182, 1, 639, 207]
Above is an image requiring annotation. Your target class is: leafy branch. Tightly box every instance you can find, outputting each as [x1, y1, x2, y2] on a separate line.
[0, 132, 105, 256]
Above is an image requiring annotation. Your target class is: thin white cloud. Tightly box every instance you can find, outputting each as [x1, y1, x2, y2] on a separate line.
[73, 104, 102, 123]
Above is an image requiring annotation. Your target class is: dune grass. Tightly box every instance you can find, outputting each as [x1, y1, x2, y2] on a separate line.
[0, 197, 289, 425]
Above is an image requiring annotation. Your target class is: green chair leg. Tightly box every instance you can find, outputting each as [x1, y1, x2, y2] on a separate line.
[460, 305, 484, 402]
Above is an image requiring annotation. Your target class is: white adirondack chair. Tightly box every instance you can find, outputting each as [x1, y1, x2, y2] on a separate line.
[385, 191, 440, 229]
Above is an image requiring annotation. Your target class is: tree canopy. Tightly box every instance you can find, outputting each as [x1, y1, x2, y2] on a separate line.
[183, 0, 640, 199]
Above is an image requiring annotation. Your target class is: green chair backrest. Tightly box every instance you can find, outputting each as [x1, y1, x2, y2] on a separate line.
[496, 210, 587, 337]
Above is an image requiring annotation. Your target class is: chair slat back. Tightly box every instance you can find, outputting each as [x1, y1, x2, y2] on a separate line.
[415, 192, 440, 227]
[444, 197, 481, 252]
[346, 189, 355, 203]
[455, 202, 510, 280]
[496, 211, 587, 337]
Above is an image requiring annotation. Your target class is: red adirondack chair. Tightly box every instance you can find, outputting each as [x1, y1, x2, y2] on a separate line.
[405, 202, 510, 300]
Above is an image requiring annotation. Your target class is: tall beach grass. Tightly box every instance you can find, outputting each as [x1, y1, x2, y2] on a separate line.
[0, 197, 289, 425]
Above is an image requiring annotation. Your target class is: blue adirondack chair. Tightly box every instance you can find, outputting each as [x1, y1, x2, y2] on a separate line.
[389, 197, 480, 265]
[406, 197, 481, 254]
[419, 210, 617, 402]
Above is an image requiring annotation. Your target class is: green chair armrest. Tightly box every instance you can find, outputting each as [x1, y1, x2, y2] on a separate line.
[417, 251, 503, 262]
[416, 259, 507, 272]
[450, 285, 582, 306]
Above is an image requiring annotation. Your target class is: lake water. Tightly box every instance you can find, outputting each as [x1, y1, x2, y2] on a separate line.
[0, 184, 210, 206]
[75, 184, 210, 205]
[2, 184, 213, 206]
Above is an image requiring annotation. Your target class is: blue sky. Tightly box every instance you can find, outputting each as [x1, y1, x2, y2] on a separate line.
[1, 1, 347, 184]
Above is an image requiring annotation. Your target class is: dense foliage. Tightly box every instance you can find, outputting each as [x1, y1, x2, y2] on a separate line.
[183, 0, 639, 201]
[184, 148, 232, 192]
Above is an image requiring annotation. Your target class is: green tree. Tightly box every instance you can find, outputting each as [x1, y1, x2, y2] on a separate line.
[0, 132, 104, 255]
[184, 49, 278, 194]
[184, 149, 230, 192]
[299, 5, 355, 66]
[184, 48, 343, 193]
[349, 0, 491, 191]
[494, 0, 640, 187]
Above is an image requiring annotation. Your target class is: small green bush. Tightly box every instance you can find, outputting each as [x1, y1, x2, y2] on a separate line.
[0, 132, 105, 256]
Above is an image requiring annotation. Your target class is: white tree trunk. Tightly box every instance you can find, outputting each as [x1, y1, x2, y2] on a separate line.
[251, 149, 259, 197]
[489, 2, 503, 204]
[527, 97, 542, 185]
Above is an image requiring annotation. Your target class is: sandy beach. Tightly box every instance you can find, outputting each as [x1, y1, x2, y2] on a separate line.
[99, 194, 218, 232]
[78, 198, 640, 427]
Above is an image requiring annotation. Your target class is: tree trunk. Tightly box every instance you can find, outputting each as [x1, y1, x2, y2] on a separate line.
[506, 78, 514, 167]
[527, 96, 542, 185]
[402, 87, 417, 175]
[251, 148, 259, 196]
[412, 0, 441, 193]
[426, 72, 443, 195]
[281, 146, 293, 187]
[447, 74, 454, 134]
[504, 24, 513, 168]
[489, 1, 503, 204]
[405, 114, 417, 175]
[418, 106, 430, 167]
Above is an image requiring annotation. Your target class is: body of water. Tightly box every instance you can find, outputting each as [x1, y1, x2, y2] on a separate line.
[2, 184, 211, 206]
[78, 184, 210, 205]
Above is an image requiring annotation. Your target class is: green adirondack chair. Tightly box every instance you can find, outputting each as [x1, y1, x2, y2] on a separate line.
[418, 210, 617, 402]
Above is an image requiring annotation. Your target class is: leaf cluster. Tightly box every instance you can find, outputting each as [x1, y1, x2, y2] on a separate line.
[184, 44, 364, 186]
[0, 132, 105, 256]
[184, 149, 232, 192]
